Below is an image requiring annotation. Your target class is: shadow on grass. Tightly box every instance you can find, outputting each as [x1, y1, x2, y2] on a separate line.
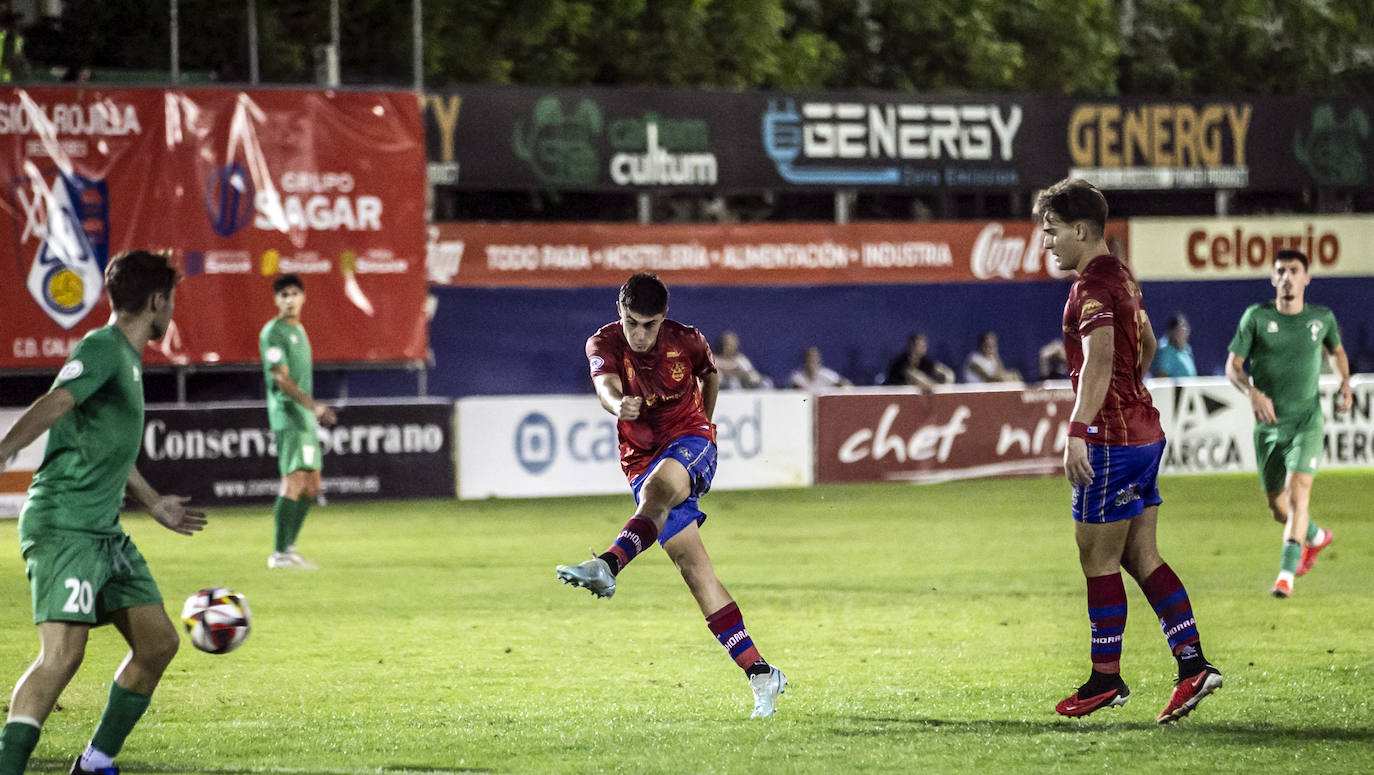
[840, 716, 1374, 742]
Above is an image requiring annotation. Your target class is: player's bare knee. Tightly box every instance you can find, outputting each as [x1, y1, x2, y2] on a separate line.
[137, 630, 180, 670]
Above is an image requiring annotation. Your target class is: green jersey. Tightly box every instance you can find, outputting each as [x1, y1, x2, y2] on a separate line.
[20, 325, 145, 543]
[1228, 302, 1341, 429]
[260, 317, 316, 431]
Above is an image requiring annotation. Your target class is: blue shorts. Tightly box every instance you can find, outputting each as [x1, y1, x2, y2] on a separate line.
[631, 435, 717, 545]
[1071, 439, 1165, 524]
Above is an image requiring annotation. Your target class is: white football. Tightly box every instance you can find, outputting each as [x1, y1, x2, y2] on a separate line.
[180, 587, 251, 654]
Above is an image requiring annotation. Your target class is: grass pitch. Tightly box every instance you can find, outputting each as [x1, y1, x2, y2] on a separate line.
[0, 471, 1371, 774]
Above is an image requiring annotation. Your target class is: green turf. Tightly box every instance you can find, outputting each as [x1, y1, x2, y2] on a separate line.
[1, 471, 1371, 774]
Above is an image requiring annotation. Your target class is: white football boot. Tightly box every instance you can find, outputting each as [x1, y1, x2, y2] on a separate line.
[556, 552, 616, 598]
[749, 667, 788, 718]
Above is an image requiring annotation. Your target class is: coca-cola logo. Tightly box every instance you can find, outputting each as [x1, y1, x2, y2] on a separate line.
[971, 223, 1075, 280]
[1186, 225, 1339, 270]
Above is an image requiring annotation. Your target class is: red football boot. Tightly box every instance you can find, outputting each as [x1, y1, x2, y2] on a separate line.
[1157, 664, 1223, 724]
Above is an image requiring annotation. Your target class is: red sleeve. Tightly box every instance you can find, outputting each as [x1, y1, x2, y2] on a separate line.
[1074, 280, 1115, 337]
[690, 327, 717, 378]
[586, 332, 620, 378]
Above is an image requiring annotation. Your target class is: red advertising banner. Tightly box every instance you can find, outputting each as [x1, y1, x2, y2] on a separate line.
[427, 219, 1129, 287]
[814, 388, 1077, 484]
[1, 87, 427, 369]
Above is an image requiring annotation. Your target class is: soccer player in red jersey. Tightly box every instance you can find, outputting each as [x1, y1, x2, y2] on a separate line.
[556, 273, 787, 718]
[1036, 179, 1222, 724]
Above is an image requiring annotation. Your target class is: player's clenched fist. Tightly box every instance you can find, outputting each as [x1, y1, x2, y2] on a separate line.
[618, 395, 642, 421]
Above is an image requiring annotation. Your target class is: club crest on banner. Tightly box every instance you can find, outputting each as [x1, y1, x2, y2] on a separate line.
[10, 166, 110, 329]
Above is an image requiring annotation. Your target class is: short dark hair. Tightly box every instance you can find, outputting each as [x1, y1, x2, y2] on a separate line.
[272, 273, 304, 294]
[1168, 314, 1189, 331]
[105, 250, 178, 314]
[1034, 178, 1108, 236]
[618, 273, 668, 315]
[1275, 249, 1309, 270]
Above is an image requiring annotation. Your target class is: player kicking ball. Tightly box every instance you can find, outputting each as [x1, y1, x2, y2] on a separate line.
[556, 273, 787, 718]
[1036, 180, 1222, 723]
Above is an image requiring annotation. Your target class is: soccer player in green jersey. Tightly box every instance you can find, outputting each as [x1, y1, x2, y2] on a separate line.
[1226, 249, 1353, 599]
[0, 250, 207, 775]
[260, 273, 336, 570]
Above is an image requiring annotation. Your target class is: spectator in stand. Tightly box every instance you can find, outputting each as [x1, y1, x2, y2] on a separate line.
[884, 332, 955, 389]
[962, 332, 1023, 383]
[789, 346, 851, 392]
[714, 330, 772, 389]
[1039, 338, 1071, 380]
[1151, 314, 1198, 378]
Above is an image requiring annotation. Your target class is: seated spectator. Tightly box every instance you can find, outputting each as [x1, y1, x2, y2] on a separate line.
[714, 330, 772, 389]
[1150, 313, 1197, 378]
[962, 332, 1022, 383]
[1038, 339, 1070, 380]
[789, 346, 851, 392]
[884, 332, 955, 389]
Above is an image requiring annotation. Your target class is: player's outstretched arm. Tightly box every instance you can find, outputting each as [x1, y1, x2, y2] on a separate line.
[0, 387, 75, 473]
[126, 467, 207, 536]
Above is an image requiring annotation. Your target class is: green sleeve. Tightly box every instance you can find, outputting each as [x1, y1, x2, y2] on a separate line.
[1322, 308, 1342, 351]
[261, 325, 289, 370]
[1227, 305, 1256, 359]
[52, 334, 116, 405]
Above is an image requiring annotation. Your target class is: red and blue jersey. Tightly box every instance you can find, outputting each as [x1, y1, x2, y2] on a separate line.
[587, 319, 718, 481]
[1062, 254, 1164, 446]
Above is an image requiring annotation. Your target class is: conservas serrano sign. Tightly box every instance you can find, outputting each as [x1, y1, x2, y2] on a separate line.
[0, 86, 428, 369]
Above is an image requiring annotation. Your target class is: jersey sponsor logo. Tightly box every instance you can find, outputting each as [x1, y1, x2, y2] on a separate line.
[265, 346, 284, 364]
[57, 359, 83, 382]
[666, 350, 681, 358]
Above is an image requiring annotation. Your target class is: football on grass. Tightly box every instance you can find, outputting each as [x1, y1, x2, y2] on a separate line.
[181, 587, 251, 654]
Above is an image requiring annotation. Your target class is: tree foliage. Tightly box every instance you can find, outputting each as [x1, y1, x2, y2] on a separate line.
[16, 0, 1374, 95]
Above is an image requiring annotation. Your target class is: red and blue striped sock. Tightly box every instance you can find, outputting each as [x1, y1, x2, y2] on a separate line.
[1140, 563, 1206, 675]
[599, 515, 658, 576]
[1086, 573, 1127, 674]
[706, 602, 768, 674]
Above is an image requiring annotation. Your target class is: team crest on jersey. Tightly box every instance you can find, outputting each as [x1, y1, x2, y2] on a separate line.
[1308, 320, 1323, 341]
[57, 360, 84, 382]
[1267, 321, 1279, 333]
[669, 360, 688, 383]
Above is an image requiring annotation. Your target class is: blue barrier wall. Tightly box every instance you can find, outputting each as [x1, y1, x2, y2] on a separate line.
[426, 277, 1374, 397]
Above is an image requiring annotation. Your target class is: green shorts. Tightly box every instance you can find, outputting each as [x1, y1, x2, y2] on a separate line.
[23, 531, 163, 625]
[1254, 421, 1325, 492]
[276, 427, 322, 476]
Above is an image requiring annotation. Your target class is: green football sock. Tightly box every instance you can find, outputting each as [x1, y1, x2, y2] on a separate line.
[288, 496, 312, 548]
[273, 496, 293, 553]
[1280, 540, 1302, 575]
[1305, 521, 1322, 544]
[0, 720, 42, 775]
[90, 681, 151, 759]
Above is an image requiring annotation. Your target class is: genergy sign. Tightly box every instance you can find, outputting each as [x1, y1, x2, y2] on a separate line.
[1128, 215, 1374, 280]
